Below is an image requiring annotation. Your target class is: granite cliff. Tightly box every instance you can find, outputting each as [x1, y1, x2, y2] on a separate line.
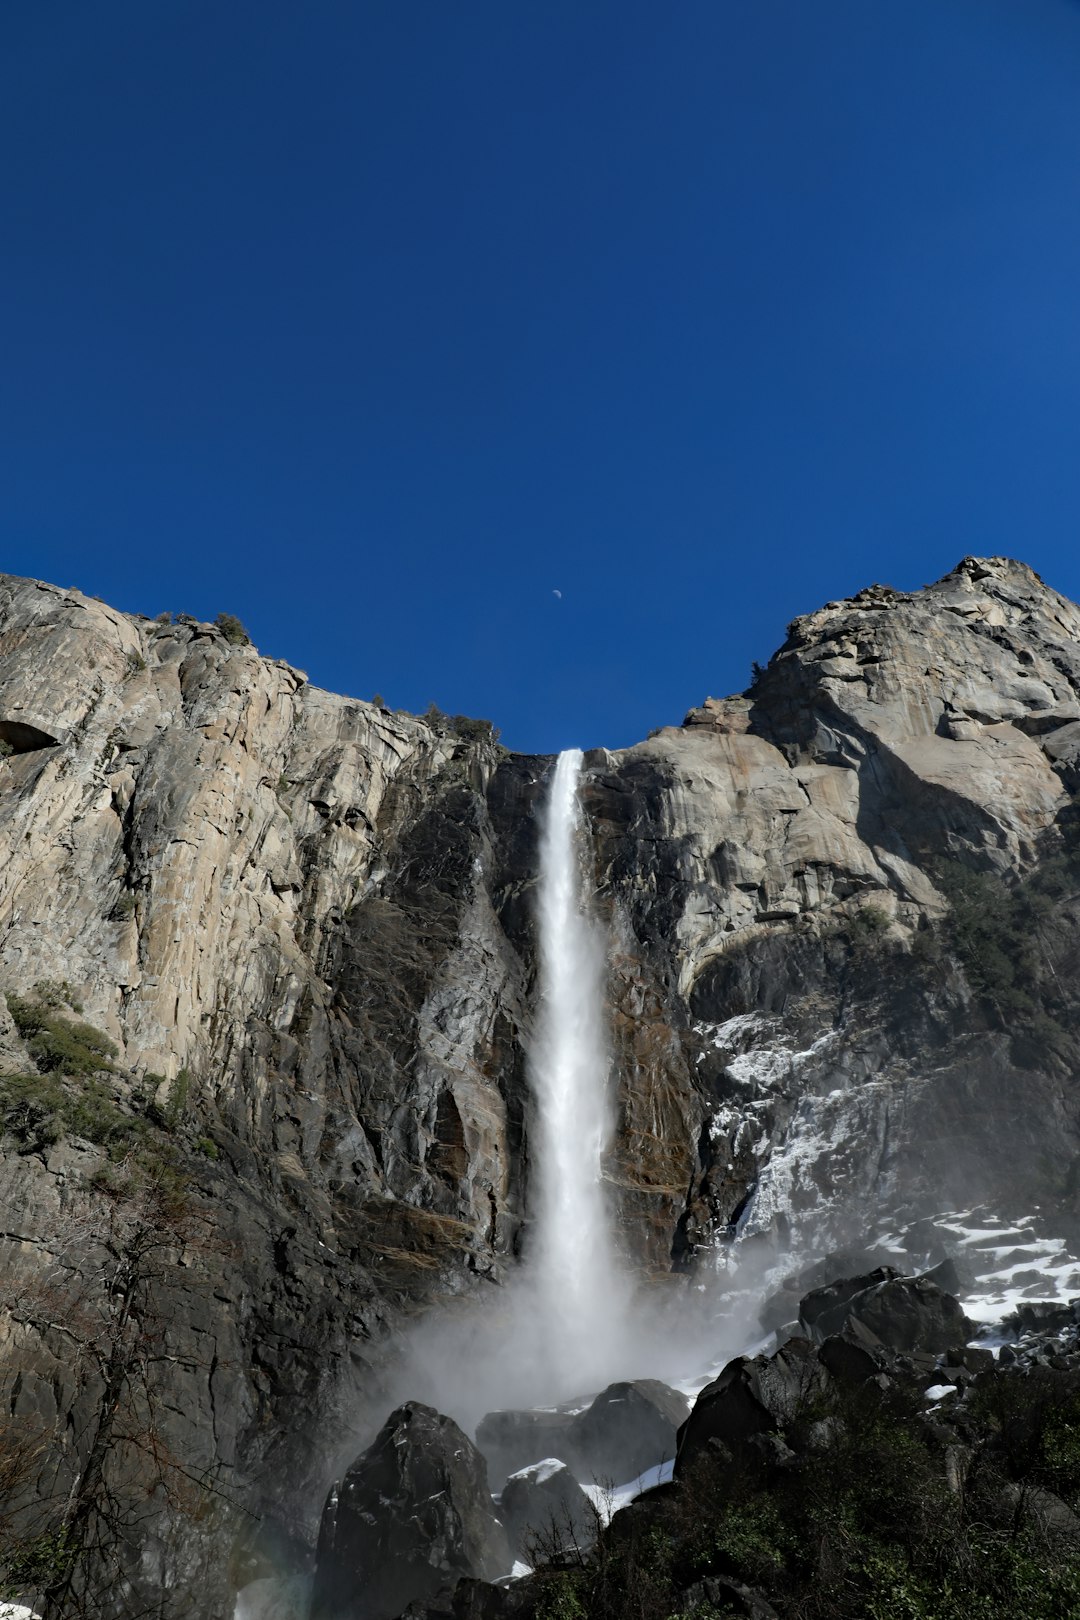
[0, 556, 1079, 1616]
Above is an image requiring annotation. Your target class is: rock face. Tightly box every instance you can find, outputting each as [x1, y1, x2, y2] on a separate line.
[309, 1402, 509, 1620]
[1, 557, 1080, 1613]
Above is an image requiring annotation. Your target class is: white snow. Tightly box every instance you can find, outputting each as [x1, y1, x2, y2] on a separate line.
[506, 1457, 567, 1485]
[580, 1458, 675, 1525]
[924, 1384, 957, 1402]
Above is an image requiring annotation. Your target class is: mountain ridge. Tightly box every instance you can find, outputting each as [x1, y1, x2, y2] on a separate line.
[0, 554, 1079, 1615]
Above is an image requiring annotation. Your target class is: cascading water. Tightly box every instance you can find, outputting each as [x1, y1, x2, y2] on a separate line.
[527, 748, 629, 1395]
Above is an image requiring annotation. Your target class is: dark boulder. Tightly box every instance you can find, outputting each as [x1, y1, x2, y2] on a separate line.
[310, 1401, 510, 1620]
[817, 1330, 886, 1385]
[478, 1379, 689, 1490]
[675, 1338, 828, 1475]
[1003, 1299, 1080, 1338]
[921, 1255, 976, 1296]
[499, 1458, 593, 1558]
[797, 1267, 900, 1341]
[800, 1271, 971, 1355]
[571, 1379, 689, 1483]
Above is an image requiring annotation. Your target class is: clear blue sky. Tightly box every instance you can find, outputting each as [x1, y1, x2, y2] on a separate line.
[3, 1, 1080, 753]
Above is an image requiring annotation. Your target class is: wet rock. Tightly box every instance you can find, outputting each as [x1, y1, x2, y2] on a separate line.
[310, 1402, 509, 1620]
[479, 1380, 688, 1490]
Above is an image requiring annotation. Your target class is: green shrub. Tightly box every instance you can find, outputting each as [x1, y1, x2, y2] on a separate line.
[423, 703, 500, 744]
[6, 991, 117, 1075]
[32, 979, 83, 1012]
[0, 1071, 140, 1155]
[149, 1067, 191, 1131]
[27, 1017, 117, 1076]
[215, 612, 250, 646]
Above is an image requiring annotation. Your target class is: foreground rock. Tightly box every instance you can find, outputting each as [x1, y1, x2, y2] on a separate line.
[405, 1283, 1080, 1620]
[309, 1403, 509, 1620]
[499, 1460, 593, 1559]
[674, 1338, 828, 1475]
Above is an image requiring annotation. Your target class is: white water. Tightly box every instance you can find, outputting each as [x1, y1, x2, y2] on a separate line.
[526, 748, 629, 1395]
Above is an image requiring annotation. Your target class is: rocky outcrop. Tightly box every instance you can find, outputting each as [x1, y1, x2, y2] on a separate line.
[1, 557, 1080, 1613]
[570, 1380, 688, 1483]
[309, 1402, 509, 1620]
[674, 1339, 828, 1475]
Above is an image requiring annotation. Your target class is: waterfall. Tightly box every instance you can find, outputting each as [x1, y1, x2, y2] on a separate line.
[528, 748, 627, 1394]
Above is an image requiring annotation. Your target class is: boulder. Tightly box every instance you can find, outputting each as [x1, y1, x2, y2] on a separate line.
[800, 1272, 970, 1355]
[571, 1380, 689, 1483]
[478, 1379, 688, 1489]
[475, 1407, 580, 1487]
[921, 1256, 976, 1296]
[798, 1267, 900, 1341]
[676, 1338, 828, 1475]
[310, 1402, 510, 1620]
[499, 1458, 593, 1558]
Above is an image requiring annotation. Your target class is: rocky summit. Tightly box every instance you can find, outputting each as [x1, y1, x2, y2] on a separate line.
[1, 556, 1080, 1617]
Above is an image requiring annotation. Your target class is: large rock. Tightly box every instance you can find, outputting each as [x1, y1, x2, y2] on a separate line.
[474, 1408, 581, 1487]
[800, 1272, 971, 1356]
[478, 1380, 689, 1490]
[675, 1339, 829, 1476]
[570, 1380, 689, 1483]
[309, 1402, 510, 1620]
[498, 1459, 593, 1559]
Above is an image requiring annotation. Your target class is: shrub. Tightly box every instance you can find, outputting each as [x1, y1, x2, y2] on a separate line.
[6, 990, 117, 1077]
[149, 1067, 191, 1131]
[214, 612, 250, 646]
[0, 1071, 140, 1155]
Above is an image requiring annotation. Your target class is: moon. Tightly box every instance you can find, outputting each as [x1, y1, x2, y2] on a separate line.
[552, 589, 562, 599]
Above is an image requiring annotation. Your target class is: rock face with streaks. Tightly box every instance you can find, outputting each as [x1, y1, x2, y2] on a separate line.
[309, 1402, 508, 1620]
[0, 557, 1079, 1616]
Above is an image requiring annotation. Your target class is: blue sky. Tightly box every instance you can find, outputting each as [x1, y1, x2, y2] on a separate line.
[2, 1, 1080, 753]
